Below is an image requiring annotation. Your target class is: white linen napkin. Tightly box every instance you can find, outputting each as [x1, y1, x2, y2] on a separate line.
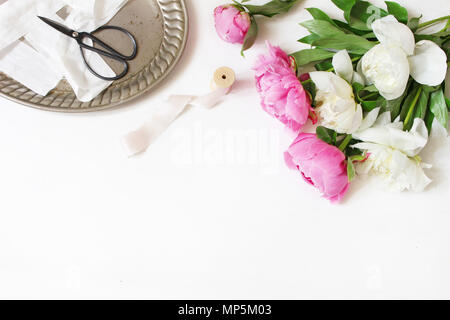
[25, 20, 116, 102]
[0, 0, 129, 102]
[0, 40, 62, 96]
[0, 0, 67, 51]
[65, 0, 129, 30]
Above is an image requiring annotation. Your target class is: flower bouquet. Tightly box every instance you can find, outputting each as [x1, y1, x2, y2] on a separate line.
[214, 0, 449, 202]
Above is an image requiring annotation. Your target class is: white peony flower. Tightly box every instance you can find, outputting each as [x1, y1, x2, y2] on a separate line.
[361, 15, 447, 100]
[352, 111, 431, 192]
[354, 142, 432, 192]
[362, 44, 410, 100]
[332, 49, 366, 85]
[310, 71, 363, 134]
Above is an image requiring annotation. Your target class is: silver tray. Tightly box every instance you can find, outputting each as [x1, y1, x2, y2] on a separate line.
[0, 0, 188, 112]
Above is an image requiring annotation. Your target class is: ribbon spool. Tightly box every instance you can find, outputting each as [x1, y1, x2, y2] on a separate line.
[211, 67, 235, 93]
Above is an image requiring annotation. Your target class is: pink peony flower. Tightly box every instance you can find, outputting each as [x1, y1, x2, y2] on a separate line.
[254, 43, 313, 132]
[214, 5, 251, 44]
[284, 133, 350, 203]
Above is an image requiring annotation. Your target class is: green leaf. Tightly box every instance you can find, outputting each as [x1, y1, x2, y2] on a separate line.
[415, 34, 446, 46]
[332, 19, 371, 36]
[348, 1, 388, 31]
[312, 34, 375, 55]
[362, 32, 376, 39]
[331, 0, 357, 22]
[306, 8, 340, 27]
[400, 83, 418, 121]
[430, 88, 448, 128]
[314, 59, 333, 71]
[298, 34, 320, 45]
[424, 107, 435, 135]
[385, 1, 408, 24]
[243, 0, 300, 18]
[386, 96, 405, 120]
[352, 82, 364, 94]
[386, 81, 410, 120]
[302, 80, 316, 104]
[353, 83, 383, 112]
[347, 159, 356, 182]
[401, 84, 422, 131]
[346, 143, 364, 157]
[241, 16, 258, 56]
[431, 30, 450, 38]
[408, 15, 422, 32]
[363, 85, 378, 92]
[316, 126, 337, 145]
[290, 48, 335, 67]
[413, 87, 431, 120]
[446, 97, 450, 111]
[300, 20, 346, 38]
[361, 100, 379, 111]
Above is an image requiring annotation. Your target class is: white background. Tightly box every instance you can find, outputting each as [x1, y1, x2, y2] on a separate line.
[1, 0, 450, 299]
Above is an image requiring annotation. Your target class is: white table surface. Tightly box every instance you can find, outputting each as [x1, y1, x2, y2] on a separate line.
[1, 0, 450, 299]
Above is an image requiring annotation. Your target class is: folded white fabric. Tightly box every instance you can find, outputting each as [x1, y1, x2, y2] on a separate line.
[25, 20, 116, 102]
[0, 0, 67, 51]
[0, 0, 129, 102]
[65, 0, 129, 31]
[0, 40, 62, 96]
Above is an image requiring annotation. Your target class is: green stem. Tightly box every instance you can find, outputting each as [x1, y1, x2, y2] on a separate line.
[418, 15, 450, 30]
[339, 135, 353, 152]
[404, 87, 423, 130]
[441, 19, 450, 32]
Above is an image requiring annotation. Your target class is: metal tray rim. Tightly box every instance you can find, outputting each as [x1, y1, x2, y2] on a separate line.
[0, 0, 188, 113]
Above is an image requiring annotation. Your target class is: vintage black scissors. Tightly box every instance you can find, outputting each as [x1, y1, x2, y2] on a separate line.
[37, 16, 138, 81]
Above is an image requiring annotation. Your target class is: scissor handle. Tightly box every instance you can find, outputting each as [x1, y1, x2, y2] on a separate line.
[79, 44, 129, 81]
[77, 26, 138, 81]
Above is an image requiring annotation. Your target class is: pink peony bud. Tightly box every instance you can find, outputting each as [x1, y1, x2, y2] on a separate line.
[284, 133, 350, 203]
[214, 5, 251, 44]
[254, 43, 313, 132]
[299, 73, 310, 82]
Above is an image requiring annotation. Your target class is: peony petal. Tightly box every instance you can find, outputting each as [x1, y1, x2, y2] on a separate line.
[362, 44, 410, 100]
[409, 118, 429, 155]
[409, 40, 448, 86]
[371, 15, 415, 56]
[310, 71, 353, 98]
[375, 111, 392, 126]
[349, 104, 363, 134]
[332, 50, 354, 83]
[352, 71, 366, 85]
[356, 60, 369, 84]
[358, 107, 381, 132]
[353, 118, 428, 156]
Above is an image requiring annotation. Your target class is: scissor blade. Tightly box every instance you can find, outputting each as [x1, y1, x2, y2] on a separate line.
[37, 16, 75, 38]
